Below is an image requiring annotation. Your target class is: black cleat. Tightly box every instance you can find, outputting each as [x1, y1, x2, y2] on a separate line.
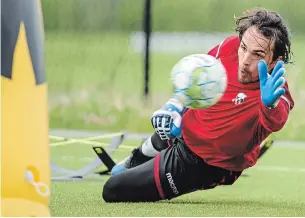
[111, 148, 152, 175]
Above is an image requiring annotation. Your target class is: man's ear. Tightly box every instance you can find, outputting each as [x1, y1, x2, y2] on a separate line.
[268, 56, 283, 73]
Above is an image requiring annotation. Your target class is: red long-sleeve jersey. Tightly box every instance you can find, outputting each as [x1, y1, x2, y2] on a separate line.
[182, 36, 294, 171]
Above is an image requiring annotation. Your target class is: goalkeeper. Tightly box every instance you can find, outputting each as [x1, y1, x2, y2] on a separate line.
[103, 8, 294, 202]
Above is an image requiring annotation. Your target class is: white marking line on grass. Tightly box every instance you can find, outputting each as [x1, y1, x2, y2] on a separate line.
[54, 156, 96, 162]
[50, 139, 134, 150]
[274, 141, 305, 149]
[56, 156, 120, 163]
[253, 166, 305, 173]
[50, 129, 305, 148]
[49, 132, 124, 147]
[55, 156, 305, 173]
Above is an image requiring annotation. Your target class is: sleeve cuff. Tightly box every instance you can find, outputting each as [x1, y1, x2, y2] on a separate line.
[260, 100, 281, 115]
[259, 99, 289, 132]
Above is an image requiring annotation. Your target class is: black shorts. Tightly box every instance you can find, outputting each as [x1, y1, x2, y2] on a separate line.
[155, 138, 242, 200]
[103, 138, 242, 202]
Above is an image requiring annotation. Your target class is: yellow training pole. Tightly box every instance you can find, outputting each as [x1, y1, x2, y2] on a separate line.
[1, 0, 50, 216]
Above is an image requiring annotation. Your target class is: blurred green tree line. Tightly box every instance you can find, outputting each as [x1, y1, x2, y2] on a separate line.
[42, 0, 304, 34]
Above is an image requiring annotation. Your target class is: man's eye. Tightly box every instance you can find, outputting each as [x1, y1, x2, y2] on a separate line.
[255, 53, 263, 58]
[241, 45, 246, 51]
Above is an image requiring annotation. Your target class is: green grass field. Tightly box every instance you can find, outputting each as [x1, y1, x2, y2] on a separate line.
[46, 32, 305, 141]
[49, 136, 305, 216]
[47, 32, 305, 216]
[44, 5, 305, 216]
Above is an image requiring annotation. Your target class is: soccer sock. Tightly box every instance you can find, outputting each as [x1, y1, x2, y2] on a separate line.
[140, 137, 159, 157]
[140, 133, 169, 157]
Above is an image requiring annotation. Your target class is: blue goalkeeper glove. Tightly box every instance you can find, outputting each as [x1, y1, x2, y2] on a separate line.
[258, 60, 286, 108]
[151, 98, 186, 140]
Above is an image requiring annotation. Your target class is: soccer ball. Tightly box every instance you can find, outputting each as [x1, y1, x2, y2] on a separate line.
[171, 54, 227, 109]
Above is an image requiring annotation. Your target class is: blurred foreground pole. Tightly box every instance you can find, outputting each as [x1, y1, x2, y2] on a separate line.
[143, 0, 152, 99]
[1, 0, 50, 216]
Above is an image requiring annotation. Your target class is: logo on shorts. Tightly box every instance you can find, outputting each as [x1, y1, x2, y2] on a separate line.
[232, 93, 247, 105]
[166, 173, 179, 195]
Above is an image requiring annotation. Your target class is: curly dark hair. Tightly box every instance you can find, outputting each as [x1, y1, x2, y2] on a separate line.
[235, 8, 293, 64]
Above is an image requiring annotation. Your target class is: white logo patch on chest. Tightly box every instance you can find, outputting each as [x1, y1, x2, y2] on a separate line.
[232, 93, 247, 105]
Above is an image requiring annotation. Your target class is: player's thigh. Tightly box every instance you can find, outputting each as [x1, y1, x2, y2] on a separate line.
[156, 140, 243, 200]
[102, 158, 161, 202]
[156, 141, 207, 200]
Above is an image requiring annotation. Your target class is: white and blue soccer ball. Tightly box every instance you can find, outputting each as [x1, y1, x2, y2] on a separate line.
[171, 54, 227, 109]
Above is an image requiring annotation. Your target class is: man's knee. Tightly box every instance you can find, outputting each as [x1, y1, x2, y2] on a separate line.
[102, 163, 161, 203]
[151, 132, 169, 151]
[102, 176, 120, 202]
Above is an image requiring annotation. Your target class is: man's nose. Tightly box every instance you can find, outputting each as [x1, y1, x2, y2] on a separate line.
[242, 53, 251, 66]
